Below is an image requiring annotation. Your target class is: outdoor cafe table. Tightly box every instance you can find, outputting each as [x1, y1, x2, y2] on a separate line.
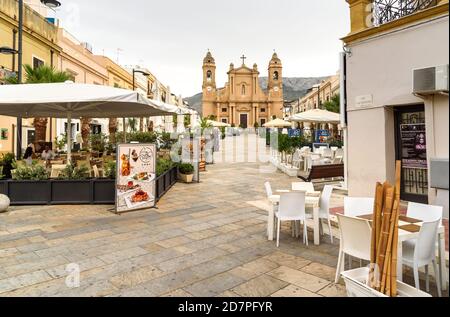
[268, 192, 322, 246]
[357, 214, 448, 291]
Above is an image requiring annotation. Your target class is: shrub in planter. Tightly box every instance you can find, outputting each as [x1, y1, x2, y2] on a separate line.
[178, 163, 194, 183]
[0, 153, 16, 179]
[89, 133, 107, 153]
[12, 164, 49, 181]
[58, 164, 90, 180]
[156, 158, 174, 177]
[104, 161, 116, 179]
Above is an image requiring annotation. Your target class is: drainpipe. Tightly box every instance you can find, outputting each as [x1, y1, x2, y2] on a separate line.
[340, 51, 349, 191]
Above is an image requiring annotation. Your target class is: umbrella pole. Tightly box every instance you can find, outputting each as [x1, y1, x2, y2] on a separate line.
[67, 113, 72, 164]
[123, 118, 127, 143]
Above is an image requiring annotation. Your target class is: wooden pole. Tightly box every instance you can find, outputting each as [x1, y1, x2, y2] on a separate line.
[375, 184, 394, 291]
[370, 182, 384, 289]
[390, 160, 402, 297]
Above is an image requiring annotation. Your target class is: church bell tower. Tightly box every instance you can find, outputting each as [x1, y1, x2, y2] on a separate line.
[202, 50, 217, 118]
[268, 52, 283, 118]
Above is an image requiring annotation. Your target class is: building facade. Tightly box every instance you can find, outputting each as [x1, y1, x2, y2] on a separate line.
[0, 0, 61, 155]
[296, 74, 340, 113]
[54, 29, 109, 143]
[343, 0, 449, 207]
[202, 51, 284, 128]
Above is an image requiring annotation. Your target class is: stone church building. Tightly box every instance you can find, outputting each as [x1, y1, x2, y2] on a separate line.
[202, 51, 284, 128]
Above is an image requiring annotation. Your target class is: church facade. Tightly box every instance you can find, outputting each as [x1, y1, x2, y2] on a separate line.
[202, 51, 284, 128]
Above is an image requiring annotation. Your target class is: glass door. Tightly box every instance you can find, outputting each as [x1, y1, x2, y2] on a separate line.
[395, 105, 428, 203]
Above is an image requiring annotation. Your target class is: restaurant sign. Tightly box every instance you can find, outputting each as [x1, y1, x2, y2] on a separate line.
[400, 123, 427, 169]
[115, 143, 156, 213]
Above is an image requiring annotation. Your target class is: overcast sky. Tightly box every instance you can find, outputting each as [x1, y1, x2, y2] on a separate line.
[55, 0, 350, 97]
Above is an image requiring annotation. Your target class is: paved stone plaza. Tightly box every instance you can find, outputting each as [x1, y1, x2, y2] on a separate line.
[0, 135, 446, 297]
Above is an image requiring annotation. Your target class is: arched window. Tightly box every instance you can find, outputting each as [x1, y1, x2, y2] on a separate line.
[206, 70, 212, 82]
[273, 71, 279, 81]
[241, 84, 246, 96]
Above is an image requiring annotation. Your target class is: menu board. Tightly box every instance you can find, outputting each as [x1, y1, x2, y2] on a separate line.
[116, 144, 156, 213]
[400, 123, 427, 169]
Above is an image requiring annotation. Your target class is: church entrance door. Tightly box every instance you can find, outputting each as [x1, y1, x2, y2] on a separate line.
[239, 114, 248, 129]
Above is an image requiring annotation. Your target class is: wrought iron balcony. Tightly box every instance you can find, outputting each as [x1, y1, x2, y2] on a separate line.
[372, 0, 438, 26]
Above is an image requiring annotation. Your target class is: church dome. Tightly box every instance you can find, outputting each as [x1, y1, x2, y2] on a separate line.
[203, 51, 215, 64]
[270, 52, 282, 66]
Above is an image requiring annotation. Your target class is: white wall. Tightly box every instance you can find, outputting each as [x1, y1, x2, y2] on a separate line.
[346, 15, 449, 199]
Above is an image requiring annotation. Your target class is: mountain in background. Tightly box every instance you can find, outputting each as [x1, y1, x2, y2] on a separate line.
[184, 76, 329, 116]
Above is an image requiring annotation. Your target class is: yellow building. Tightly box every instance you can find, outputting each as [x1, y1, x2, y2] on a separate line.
[296, 74, 340, 113]
[202, 51, 284, 128]
[53, 29, 110, 141]
[0, 0, 62, 155]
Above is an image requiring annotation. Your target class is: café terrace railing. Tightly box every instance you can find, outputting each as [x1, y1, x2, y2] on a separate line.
[372, 0, 438, 26]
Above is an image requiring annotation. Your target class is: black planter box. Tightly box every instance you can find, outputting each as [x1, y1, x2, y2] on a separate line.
[155, 167, 178, 201]
[0, 179, 115, 205]
[0, 168, 177, 205]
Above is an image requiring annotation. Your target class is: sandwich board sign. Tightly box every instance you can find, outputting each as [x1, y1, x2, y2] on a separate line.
[115, 143, 156, 213]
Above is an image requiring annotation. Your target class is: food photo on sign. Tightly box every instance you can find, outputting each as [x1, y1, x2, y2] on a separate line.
[116, 144, 157, 213]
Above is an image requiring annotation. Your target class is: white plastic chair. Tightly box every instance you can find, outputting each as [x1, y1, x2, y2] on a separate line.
[335, 214, 372, 283]
[291, 149, 304, 169]
[332, 156, 343, 164]
[407, 202, 443, 224]
[335, 148, 344, 158]
[292, 182, 315, 193]
[319, 185, 335, 244]
[276, 192, 308, 247]
[344, 197, 375, 217]
[308, 154, 322, 170]
[264, 181, 277, 202]
[322, 148, 333, 159]
[402, 219, 442, 297]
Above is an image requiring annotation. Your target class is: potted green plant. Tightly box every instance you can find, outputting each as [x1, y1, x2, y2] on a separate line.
[178, 163, 194, 183]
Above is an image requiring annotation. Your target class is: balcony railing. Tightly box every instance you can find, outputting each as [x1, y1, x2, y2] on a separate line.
[372, 0, 438, 26]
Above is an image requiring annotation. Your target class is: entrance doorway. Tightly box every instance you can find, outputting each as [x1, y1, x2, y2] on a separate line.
[395, 105, 428, 203]
[239, 113, 248, 129]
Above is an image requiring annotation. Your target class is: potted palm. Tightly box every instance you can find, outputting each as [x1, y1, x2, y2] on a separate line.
[178, 163, 194, 183]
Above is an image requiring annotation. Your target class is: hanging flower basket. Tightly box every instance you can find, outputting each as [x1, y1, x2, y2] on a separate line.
[341, 268, 431, 297]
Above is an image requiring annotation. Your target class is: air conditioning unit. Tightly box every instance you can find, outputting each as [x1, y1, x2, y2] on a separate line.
[413, 65, 449, 95]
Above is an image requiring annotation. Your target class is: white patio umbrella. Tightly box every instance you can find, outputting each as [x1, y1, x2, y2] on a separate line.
[263, 118, 292, 128]
[0, 82, 175, 161]
[207, 120, 231, 128]
[289, 109, 340, 124]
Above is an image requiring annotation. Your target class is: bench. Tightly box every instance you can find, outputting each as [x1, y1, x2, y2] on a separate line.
[298, 164, 344, 182]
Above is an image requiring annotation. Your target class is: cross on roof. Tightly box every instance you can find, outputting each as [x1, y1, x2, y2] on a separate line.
[241, 54, 247, 65]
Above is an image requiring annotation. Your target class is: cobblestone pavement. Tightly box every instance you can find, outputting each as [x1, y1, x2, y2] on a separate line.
[0, 134, 446, 297]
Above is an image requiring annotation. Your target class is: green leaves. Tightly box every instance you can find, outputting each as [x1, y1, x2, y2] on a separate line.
[322, 94, 341, 114]
[58, 164, 90, 180]
[156, 158, 174, 177]
[12, 165, 49, 181]
[178, 163, 194, 175]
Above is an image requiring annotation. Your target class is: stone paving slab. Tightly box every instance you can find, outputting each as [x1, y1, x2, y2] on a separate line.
[0, 135, 446, 297]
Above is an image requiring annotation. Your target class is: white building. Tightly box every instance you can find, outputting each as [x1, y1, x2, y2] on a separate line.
[342, 0, 449, 207]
